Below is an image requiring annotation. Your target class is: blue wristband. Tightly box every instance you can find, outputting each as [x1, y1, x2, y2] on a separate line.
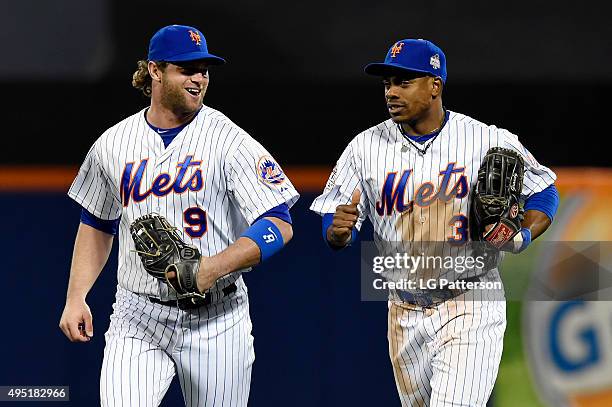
[518, 228, 532, 252]
[241, 218, 284, 262]
[322, 213, 358, 250]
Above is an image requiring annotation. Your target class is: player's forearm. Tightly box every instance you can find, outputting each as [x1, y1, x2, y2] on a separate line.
[204, 237, 261, 280]
[65, 223, 114, 301]
[204, 217, 293, 280]
[521, 209, 551, 240]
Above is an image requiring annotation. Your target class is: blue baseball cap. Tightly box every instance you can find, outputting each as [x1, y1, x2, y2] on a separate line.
[364, 39, 446, 82]
[147, 25, 226, 65]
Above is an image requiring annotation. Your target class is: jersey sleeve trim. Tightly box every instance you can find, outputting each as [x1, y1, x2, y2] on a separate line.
[309, 135, 368, 231]
[225, 133, 300, 224]
[500, 129, 557, 196]
[80, 207, 121, 235]
[67, 138, 122, 220]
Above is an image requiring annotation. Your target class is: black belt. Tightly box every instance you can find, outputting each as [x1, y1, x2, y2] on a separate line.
[397, 276, 482, 307]
[149, 283, 237, 310]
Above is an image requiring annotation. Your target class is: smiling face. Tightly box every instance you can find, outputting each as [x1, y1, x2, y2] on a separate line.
[150, 60, 210, 118]
[383, 72, 442, 124]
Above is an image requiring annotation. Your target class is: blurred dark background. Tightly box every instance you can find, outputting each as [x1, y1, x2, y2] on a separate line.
[1, 0, 610, 167]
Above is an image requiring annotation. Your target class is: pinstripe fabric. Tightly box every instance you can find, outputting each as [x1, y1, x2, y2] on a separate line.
[310, 111, 554, 406]
[310, 111, 556, 238]
[388, 290, 506, 407]
[69, 105, 297, 406]
[101, 281, 254, 407]
[69, 105, 299, 298]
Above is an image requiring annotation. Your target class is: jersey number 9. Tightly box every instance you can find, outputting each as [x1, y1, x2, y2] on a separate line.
[184, 207, 208, 238]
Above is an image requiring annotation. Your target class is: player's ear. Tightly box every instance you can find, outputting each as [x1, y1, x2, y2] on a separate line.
[431, 77, 443, 98]
[148, 61, 163, 82]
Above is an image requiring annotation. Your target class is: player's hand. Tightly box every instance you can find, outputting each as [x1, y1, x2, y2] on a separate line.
[59, 298, 93, 342]
[482, 223, 530, 252]
[195, 257, 220, 293]
[328, 189, 361, 247]
[163, 257, 218, 294]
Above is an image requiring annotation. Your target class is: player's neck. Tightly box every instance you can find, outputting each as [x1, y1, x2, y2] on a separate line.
[401, 105, 445, 137]
[147, 104, 200, 129]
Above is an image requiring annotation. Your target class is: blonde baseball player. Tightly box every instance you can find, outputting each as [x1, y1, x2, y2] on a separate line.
[310, 39, 559, 406]
[59, 25, 299, 407]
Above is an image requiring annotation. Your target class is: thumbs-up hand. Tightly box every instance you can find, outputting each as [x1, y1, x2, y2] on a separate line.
[327, 189, 361, 248]
[350, 189, 361, 206]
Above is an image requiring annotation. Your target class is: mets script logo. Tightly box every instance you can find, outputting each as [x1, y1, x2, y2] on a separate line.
[257, 156, 285, 185]
[189, 30, 202, 45]
[391, 42, 404, 58]
[430, 54, 441, 70]
[375, 163, 468, 216]
[120, 155, 204, 207]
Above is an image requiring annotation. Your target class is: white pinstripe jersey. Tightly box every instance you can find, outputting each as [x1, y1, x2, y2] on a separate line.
[310, 110, 556, 246]
[69, 105, 299, 298]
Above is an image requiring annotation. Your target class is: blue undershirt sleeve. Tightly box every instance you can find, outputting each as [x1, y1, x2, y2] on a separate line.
[80, 208, 121, 236]
[524, 184, 559, 222]
[254, 203, 292, 225]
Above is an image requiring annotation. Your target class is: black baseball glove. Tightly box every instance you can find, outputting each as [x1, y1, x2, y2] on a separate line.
[470, 147, 525, 249]
[130, 214, 204, 299]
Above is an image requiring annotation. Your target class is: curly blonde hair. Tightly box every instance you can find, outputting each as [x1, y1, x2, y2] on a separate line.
[132, 60, 167, 97]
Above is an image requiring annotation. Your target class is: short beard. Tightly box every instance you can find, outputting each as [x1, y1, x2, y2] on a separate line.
[160, 81, 201, 118]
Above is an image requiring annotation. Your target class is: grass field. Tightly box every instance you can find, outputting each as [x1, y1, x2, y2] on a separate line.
[495, 242, 546, 407]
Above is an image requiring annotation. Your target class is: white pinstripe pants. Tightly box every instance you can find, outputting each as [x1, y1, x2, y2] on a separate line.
[388, 292, 506, 407]
[100, 282, 255, 407]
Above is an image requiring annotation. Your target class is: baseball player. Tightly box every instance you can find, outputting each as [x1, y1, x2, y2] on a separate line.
[58, 24, 299, 407]
[310, 39, 559, 406]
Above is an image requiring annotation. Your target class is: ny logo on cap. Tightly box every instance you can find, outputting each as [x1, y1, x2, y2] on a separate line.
[430, 54, 441, 69]
[189, 30, 202, 45]
[390, 42, 404, 58]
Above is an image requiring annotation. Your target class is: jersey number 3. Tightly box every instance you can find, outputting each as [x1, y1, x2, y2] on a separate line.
[184, 207, 208, 238]
[448, 214, 468, 243]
